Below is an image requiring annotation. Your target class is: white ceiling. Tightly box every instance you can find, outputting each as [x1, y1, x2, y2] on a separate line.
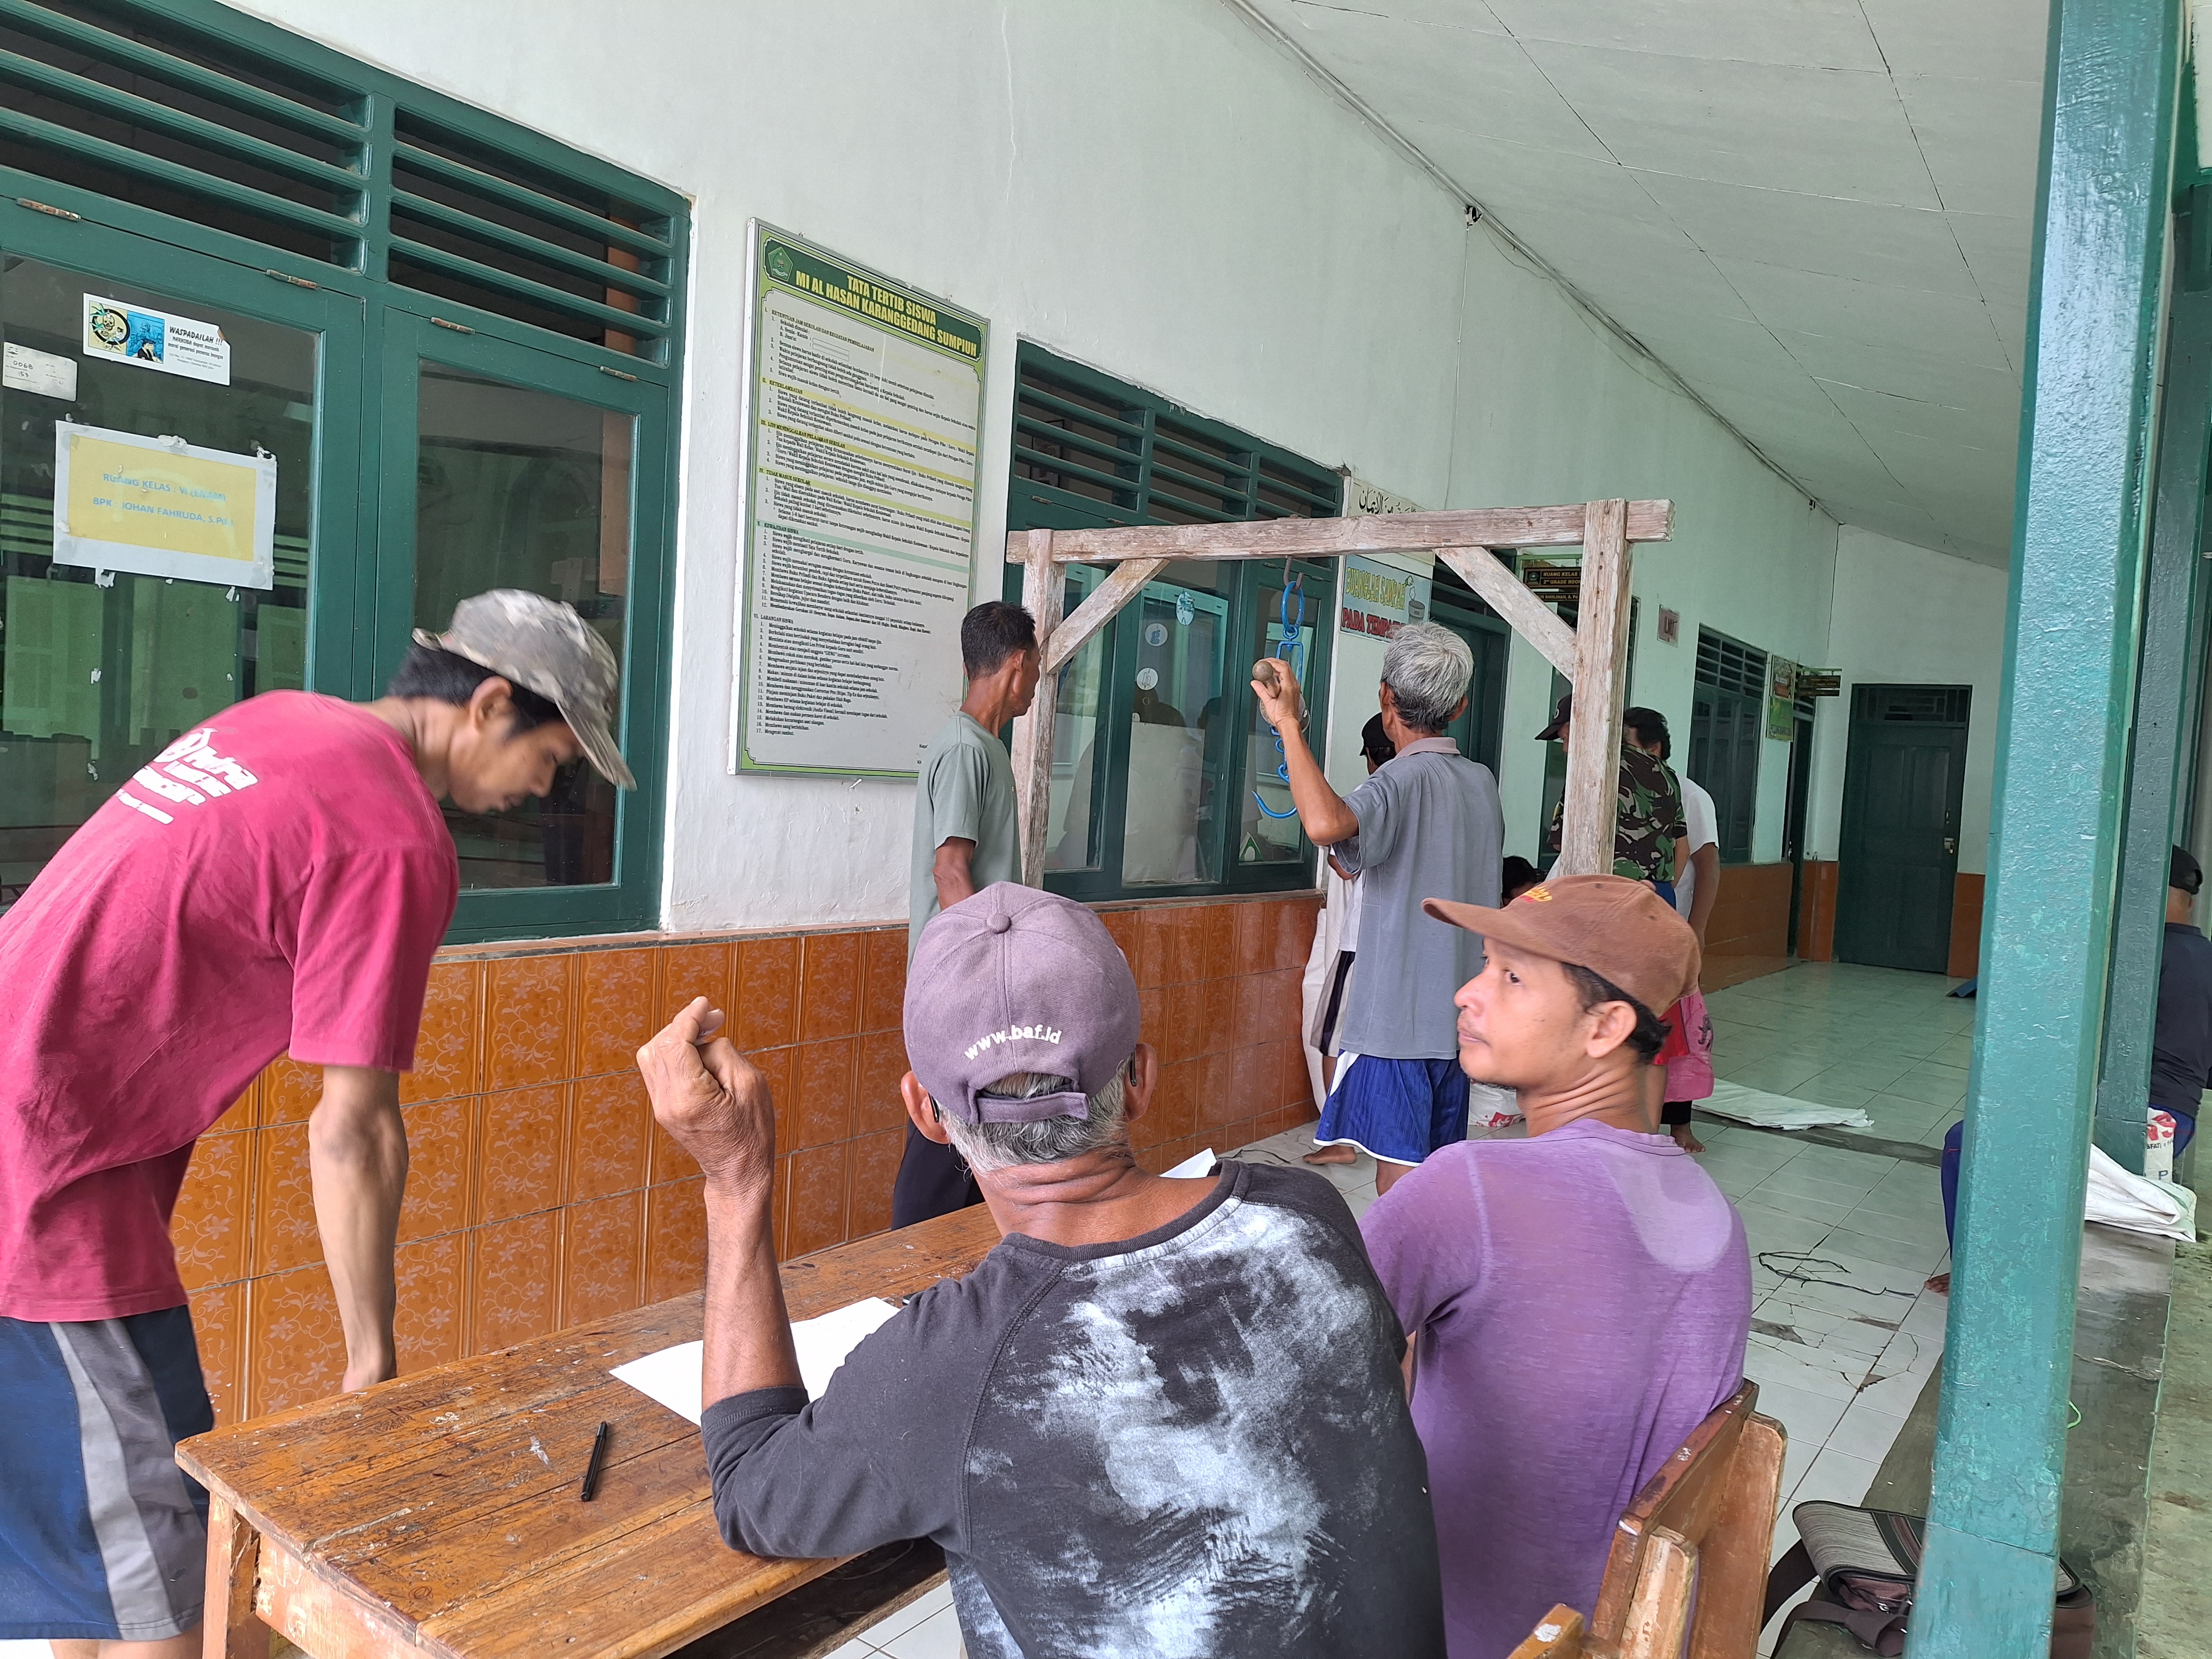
[1246, 0, 2043, 564]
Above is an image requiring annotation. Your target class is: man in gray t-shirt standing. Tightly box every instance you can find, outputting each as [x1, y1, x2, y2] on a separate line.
[893, 600, 1040, 1226]
[1251, 622, 1503, 1196]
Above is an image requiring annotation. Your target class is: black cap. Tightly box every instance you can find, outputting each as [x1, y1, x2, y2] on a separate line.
[1536, 692, 1572, 742]
[2174, 845, 2203, 895]
[1361, 713, 1396, 764]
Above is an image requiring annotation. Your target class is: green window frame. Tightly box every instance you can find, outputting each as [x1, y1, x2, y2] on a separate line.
[0, 0, 686, 941]
[1006, 343, 1341, 900]
[1690, 626, 1765, 864]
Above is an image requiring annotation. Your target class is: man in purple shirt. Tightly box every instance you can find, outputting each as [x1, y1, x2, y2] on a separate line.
[1360, 875, 1751, 1656]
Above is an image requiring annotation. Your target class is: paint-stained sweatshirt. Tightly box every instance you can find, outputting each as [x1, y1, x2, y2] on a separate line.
[700, 1161, 1445, 1658]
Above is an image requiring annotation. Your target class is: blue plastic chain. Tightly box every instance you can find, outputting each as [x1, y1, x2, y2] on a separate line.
[1251, 570, 1307, 819]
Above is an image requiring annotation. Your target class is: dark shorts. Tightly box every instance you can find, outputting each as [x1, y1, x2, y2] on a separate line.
[0, 1304, 211, 1641]
[1314, 1054, 1469, 1167]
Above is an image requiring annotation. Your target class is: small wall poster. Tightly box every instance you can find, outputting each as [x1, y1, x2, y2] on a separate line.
[1767, 655, 1797, 741]
[82, 293, 232, 385]
[52, 422, 276, 589]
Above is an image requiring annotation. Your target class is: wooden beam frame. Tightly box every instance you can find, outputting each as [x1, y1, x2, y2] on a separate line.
[1006, 500, 1670, 884]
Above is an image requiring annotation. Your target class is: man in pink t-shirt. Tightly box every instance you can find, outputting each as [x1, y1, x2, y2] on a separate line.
[0, 590, 633, 1655]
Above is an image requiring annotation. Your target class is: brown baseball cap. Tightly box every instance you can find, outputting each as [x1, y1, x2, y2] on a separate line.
[414, 589, 635, 788]
[1423, 873, 1699, 1013]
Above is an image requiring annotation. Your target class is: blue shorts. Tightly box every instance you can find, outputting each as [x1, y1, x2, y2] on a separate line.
[0, 1306, 211, 1641]
[1314, 1054, 1469, 1167]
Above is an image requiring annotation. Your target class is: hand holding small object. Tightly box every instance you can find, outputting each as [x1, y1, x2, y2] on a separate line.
[636, 998, 776, 1194]
[1250, 656, 1306, 731]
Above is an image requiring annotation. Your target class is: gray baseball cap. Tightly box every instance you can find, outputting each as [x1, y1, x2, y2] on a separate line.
[413, 589, 635, 789]
[904, 883, 1141, 1124]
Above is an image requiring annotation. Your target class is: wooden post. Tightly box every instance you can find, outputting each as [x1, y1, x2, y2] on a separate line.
[1555, 499, 1631, 876]
[1008, 528, 1065, 886]
[1433, 546, 1578, 678]
[203, 1494, 269, 1659]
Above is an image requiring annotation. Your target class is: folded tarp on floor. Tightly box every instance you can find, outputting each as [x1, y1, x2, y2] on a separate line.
[1699, 1080, 1874, 1132]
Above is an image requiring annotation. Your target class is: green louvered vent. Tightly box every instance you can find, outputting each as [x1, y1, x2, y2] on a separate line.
[1013, 349, 1340, 526]
[1695, 626, 1769, 698]
[0, 0, 674, 358]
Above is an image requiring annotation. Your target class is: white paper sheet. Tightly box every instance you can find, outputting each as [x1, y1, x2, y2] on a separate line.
[1697, 1081, 1874, 1133]
[1165, 1147, 1217, 1179]
[610, 1296, 902, 1424]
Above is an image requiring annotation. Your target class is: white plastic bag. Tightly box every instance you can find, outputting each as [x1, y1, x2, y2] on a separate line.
[2085, 1143, 2198, 1242]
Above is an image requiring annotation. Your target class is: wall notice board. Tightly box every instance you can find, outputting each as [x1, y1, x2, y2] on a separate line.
[730, 225, 988, 776]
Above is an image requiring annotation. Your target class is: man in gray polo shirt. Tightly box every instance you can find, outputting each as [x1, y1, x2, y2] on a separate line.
[1251, 622, 1504, 1195]
[893, 600, 1040, 1226]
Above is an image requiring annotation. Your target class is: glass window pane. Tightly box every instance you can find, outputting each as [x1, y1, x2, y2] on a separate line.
[1044, 569, 1108, 874]
[1240, 565, 1321, 869]
[414, 363, 629, 891]
[0, 256, 314, 912]
[1122, 572, 1226, 886]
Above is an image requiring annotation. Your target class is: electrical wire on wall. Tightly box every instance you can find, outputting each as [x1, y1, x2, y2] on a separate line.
[1252, 561, 1307, 821]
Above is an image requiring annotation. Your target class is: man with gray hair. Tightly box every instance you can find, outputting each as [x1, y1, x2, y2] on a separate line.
[637, 882, 1444, 1657]
[1252, 621, 1506, 1195]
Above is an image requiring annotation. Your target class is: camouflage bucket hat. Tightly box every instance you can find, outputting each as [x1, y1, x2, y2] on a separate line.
[413, 589, 636, 788]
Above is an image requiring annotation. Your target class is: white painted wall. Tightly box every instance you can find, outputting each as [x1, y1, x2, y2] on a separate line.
[1809, 526, 2010, 874]
[239, 0, 1845, 925]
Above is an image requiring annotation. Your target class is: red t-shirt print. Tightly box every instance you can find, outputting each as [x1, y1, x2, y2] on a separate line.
[0, 692, 460, 1322]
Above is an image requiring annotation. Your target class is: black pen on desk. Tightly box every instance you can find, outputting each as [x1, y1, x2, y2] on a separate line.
[579, 1420, 610, 1502]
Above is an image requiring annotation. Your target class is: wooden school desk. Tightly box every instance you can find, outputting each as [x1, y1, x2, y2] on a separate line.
[177, 1204, 1001, 1659]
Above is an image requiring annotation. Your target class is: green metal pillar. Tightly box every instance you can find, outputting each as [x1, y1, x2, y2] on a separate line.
[2094, 201, 2212, 1175]
[1909, 0, 2179, 1651]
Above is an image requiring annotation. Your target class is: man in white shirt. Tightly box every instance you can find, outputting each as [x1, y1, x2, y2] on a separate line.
[1626, 709, 1716, 1153]
[1300, 716, 1393, 1113]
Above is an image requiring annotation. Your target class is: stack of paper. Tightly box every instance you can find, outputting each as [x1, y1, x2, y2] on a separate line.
[610, 1296, 902, 1424]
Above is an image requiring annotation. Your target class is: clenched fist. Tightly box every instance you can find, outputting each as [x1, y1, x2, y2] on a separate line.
[636, 997, 776, 1195]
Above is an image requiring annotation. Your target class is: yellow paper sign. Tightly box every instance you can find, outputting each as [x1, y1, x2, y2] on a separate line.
[66, 433, 257, 562]
[53, 423, 276, 590]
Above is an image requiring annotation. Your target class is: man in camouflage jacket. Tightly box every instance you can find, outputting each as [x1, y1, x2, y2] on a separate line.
[1538, 692, 1687, 887]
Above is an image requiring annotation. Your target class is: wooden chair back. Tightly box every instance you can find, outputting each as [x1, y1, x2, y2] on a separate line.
[1590, 1379, 1787, 1659]
[1508, 1604, 1587, 1658]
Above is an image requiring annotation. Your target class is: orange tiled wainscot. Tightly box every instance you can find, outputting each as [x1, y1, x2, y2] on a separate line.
[172, 893, 1324, 1422]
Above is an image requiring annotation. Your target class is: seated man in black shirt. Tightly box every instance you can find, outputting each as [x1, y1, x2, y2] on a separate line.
[2150, 845, 2212, 1158]
[1933, 844, 2212, 1295]
[636, 882, 1444, 1658]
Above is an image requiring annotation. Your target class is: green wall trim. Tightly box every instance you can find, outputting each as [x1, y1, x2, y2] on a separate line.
[1914, 0, 2182, 1650]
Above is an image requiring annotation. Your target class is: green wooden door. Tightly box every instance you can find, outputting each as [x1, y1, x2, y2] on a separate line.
[1836, 684, 1970, 971]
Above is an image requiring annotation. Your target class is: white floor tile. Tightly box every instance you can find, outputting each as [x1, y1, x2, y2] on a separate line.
[1793, 1445, 1882, 1509]
[880, 1604, 968, 1659]
[1836, 1202, 1949, 1249]
[1821, 1225, 1947, 1276]
[1825, 1394, 1911, 1465]
[822, 1638, 885, 1659]
[1742, 1336, 1869, 1403]
[1747, 1170, 1885, 1212]
[871, 1582, 954, 1643]
[1853, 1363, 1940, 1418]
[1747, 1376, 1850, 1443]
[1737, 1205, 1835, 1256]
